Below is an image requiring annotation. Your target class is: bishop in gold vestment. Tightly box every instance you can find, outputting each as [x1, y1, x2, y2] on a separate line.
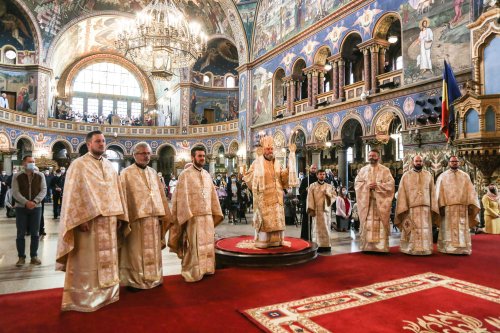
[243, 136, 298, 248]
[307, 170, 336, 251]
[56, 132, 127, 312]
[482, 185, 500, 234]
[119, 143, 173, 289]
[436, 157, 480, 255]
[354, 150, 395, 252]
[395, 156, 439, 255]
[168, 146, 223, 282]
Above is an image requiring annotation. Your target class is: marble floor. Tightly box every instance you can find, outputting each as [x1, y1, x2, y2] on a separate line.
[0, 205, 401, 295]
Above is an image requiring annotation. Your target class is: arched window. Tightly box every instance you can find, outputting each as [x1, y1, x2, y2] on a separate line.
[70, 62, 143, 121]
[484, 36, 500, 95]
[347, 147, 353, 163]
[465, 109, 479, 133]
[226, 76, 235, 88]
[2, 46, 17, 65]
[485, 106, 496, 132]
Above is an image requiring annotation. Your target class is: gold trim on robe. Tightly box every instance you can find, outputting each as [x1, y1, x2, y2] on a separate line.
[354, 163, 395, 252]
[168, 166, 223, 282]
[307, 182, 336, 248]
[56, 154, 127, 312]
[435, 169, 480, 255]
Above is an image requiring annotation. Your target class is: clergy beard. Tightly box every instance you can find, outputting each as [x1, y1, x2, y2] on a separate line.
[264, 154, 273, 161]
[193, 161, 204, 169]
[450, 166, 459, 170]
[414, 165, 423, 171]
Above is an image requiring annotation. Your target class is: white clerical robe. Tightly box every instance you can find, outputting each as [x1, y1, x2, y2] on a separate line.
[168, 166, 223, 282]
[436, 169, 480, 255]
[119, 164, 172, 289]
[307, 181, 336, 248]
[56, 153, 127, 312]
[395, 169, 439, 255]
[355, 163, 395, 252]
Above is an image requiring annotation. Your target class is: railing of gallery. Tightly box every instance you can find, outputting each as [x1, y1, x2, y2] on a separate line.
[0, 107, 238, 137]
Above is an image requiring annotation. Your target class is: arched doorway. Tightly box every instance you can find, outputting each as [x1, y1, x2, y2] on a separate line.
[292, 59, 308, 102]
[158, 145, 175, 178]
[105, 146, 124, 173]
[291, 129, 307, 173]
[78, 144, 88, 156]
[16, 138, 33, 170]
[341, 119, 364, 188]
[52, 141, 71, 168]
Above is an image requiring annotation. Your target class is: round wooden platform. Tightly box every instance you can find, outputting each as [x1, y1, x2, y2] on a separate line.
[215, 236, 318, 268]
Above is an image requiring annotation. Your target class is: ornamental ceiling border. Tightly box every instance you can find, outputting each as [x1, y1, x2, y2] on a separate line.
[44, 11, 134, 65]
[249, 0, 366, 65]
[10, 0, 44, 64]
[217, 0, 249, 65]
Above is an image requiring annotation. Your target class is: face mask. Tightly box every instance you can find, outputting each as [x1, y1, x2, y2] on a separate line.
[342, 190, 347, 195]
[334, 177, 338, 180]
[61, 169, 66, 174]
[1, 172, 5, 176]
[26, 163, 35, 171]
[231, 178, 236, 181]
[217, 176, 221, 180]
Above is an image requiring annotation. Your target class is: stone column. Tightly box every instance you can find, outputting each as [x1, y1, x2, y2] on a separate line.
[362, 47, 371, 92]
[151, 158, 158, 171]
[311, 150, 321, 169]
[338, 59, 346, 101]
[370, 45, 380, 93]
[337, 147, 347, 187]
[227, 156, 234, 175]
[125, 158, 132, 167]
[289, 80, 296, 114]
[332, 60, 339, 100]
[310, 71, 318, 108]
[209, 157, 216, 177]
[3, 153, 14, 175]
[319, 71, 325, 94]
[473, 57, 481, 94]
[379, 47, 387, 74]
[307, 72, 313, 107]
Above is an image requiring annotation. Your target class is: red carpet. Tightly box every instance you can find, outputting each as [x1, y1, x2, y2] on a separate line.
[215, 236, 310, 254]
[0, 235, 499, 333]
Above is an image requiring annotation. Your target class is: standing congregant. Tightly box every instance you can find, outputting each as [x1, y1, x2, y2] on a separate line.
[56, 131, 127, 311]
[243, 136, 298, 248]
[168, 146, 223, 282]
[394, 155, 439, 255]
[307, 169, 336, 252]
[355, 149, 395, 252]
[435, 156, 480, 255]
[119, 142, 172, 290]
[299, 164, 317, 241]
[482, 184, 500, 234]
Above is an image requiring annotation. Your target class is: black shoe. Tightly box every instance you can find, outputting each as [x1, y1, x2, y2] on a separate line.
[318, 247, 331, 253]
[126, 286, 143, 292]
[40, 232, 47, 236]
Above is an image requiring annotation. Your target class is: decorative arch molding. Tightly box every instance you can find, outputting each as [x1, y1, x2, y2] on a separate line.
[272, 130, 286, 149]
[211, 141, 225, 156]
[289, 125, 308, 145]
[338, 113, 367, 140]
[470, 12, 500, 59]
[339, 30, 364, 53]
[76, 141, 88, 154]
[312, 121, 333, 143]
[371, 12, 402, 40]
[227, 140, 239, 156]
[44, 11, 135, 65]
[370, 105, 407, 136]
[59, 53, 156, 108]
[0, 132, 12, 150]
[291, 57, 307, 75]
[10, 0, 44, 64]
[156, 143, 177, 156]
[313, 46, 332, 65]
[106, 142, 128, 154]
[14, 135, 35, 151]
[50, 139, 74, 154]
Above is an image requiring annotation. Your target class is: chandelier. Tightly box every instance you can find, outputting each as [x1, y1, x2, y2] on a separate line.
[115, 0, 207, 81]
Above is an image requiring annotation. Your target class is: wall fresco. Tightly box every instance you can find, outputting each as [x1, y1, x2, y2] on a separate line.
[189, 87, 238, 125]
[192, 38, 239, 76]
[236, 0, 257, 50]
[0, 69, 38, 114]
[0, 0, 36, 58]
[251, 65, 273, 125]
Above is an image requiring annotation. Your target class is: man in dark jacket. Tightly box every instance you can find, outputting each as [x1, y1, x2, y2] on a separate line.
[299, 164, 317, 241]
[50, 169, 65, 219]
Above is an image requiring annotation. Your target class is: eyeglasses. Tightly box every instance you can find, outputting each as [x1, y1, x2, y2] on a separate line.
[135, 152, 151, 156]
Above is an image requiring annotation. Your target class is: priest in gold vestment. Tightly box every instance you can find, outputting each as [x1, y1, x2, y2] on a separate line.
[168, 146, 223, 282]
[354, 149, 395, 252]
[56, 131, 127, 312]
[482, 184, 500, 234]
[243, 136, 298, 248]
[307, 169, 336, 252]
[435, 156, 480, 255]
[395, 156, 439, 255]
[119, 142, 173, 289]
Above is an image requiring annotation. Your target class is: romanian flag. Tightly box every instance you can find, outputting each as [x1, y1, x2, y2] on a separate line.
[441, 60, 462, 140]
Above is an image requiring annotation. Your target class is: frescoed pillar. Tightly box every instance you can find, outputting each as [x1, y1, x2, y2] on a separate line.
[310, 70, 318, 108]
[338, 59, 346, 101]
[370, 45, 380, 93]
[319, 71, 325, 94]
[379, 47, 387, 74]
[332, 60, 339, 100]
[362, 47, 371, 93]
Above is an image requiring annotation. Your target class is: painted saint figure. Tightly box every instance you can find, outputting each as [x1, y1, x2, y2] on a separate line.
[418, 17, 433, 74]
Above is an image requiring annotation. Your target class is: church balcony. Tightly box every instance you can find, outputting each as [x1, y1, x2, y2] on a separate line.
[344, 81, 365, 101]
[316, 91, 334, 108]
[376, 69, 403, 92]
[188, 120, 238, 135]
[273, 106, 286, 120]
[293, 99, 309, 114]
